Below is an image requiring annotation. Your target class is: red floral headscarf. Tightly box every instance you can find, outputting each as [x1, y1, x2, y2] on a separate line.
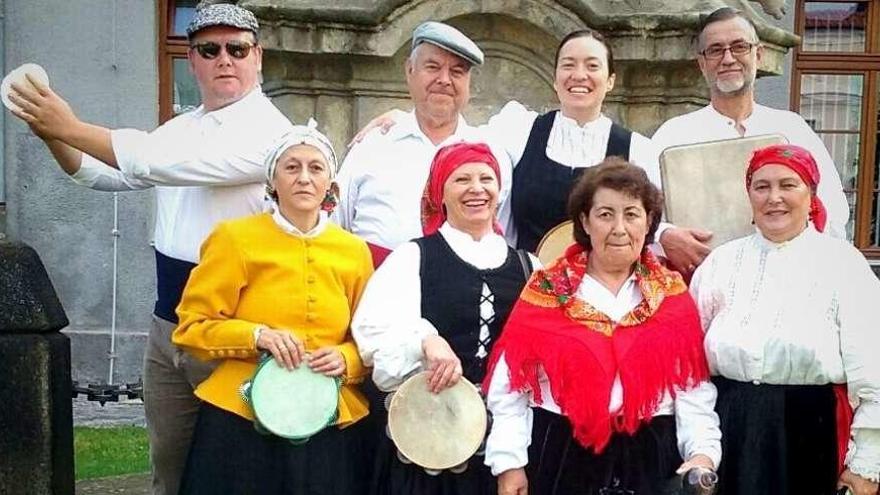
[420, 142, 504, 236]
[746, 144, 827, 233]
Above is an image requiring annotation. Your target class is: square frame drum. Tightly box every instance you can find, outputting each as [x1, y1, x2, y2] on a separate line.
[659, 134, 787, 249]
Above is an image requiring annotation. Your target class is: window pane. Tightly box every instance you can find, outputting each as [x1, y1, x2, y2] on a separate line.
[803, 2, 867, 53]
[172, 0, 199, 36]
[872, 192, 880, 246]
[875, 89, 880, 190]
[800, 74, 863, 132]
[872, 85, 880, 246]
[172, 58, 200, 115]
[820, 133, 860, 239]
[799, 73, 864, 242]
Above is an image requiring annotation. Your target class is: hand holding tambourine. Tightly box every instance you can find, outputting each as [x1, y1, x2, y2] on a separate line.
[3, 63, 78, 142]
[2, 63, 49, 112]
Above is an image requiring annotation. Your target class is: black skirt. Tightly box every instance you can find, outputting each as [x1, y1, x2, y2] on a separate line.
[368, 420, 496, 495]
[178, 402, 368, 495]
[713, 376, 839, 495]
[527, 408, 682, 495]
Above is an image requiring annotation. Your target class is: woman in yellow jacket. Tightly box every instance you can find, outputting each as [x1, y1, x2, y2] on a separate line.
[173, 121, 373, 494]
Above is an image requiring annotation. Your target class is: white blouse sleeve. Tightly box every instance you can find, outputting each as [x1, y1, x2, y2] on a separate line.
[350, 242, 438, 391]
[483, 100, 539, 168]
[673, 381, 722, 468]
[838, 248, 880, 481]
[484, 354, 533, 476]
[688, 254, 720, 333]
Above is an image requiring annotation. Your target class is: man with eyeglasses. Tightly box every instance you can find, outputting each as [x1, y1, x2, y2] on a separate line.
[651, 6, 849, 270]
[8, 3, 292, 495]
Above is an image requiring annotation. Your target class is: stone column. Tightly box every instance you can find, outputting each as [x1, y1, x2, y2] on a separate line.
[0, 241, 73, 495]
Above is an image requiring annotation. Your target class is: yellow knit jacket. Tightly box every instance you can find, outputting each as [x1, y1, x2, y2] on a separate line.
[173, 213, 373, 427]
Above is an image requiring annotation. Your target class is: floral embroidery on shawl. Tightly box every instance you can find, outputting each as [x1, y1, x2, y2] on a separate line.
[522, 243, 687, 336]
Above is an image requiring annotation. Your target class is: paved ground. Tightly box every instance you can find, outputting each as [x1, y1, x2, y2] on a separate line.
[73, 396, 146, 427]
[76, 473, 149, 495]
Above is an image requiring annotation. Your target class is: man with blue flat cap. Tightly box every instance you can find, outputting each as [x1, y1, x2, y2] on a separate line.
[8, 2, 293, 494]
[336, 21, 509, 266]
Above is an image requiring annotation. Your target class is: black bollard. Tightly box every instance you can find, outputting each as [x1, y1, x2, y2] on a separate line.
[0, 241, 73, 495]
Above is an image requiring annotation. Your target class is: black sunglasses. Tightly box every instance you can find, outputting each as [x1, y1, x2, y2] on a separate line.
[190, 41, 256, 60]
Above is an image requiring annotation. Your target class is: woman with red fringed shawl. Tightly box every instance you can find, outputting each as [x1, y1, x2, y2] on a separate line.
[689, 144, 880, 495]
[483, 158, 721, 495]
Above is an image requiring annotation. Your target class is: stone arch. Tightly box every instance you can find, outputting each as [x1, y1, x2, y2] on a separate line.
[368, 0, 587, 58]
[251, 0, 799, 140]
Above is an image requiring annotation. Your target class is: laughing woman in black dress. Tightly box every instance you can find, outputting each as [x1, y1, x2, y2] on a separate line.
[352, 142, 538, 495]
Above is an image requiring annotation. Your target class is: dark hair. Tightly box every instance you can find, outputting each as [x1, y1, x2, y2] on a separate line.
[697, 7, 758, 49]
[567, 157, 663, 251]
[554, 29, 615, 76]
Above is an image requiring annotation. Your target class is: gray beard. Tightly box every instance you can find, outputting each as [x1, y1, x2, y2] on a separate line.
[715, 78, 753, 97]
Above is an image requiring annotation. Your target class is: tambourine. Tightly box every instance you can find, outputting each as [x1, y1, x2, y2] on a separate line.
[2, 63, 49, 113]
[386, 371, 488, 473]
[241, 356, 339, 443]
[535, 220, 574, 266]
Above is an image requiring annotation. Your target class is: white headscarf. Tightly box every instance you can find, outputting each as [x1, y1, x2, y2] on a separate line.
[265, 119, 338, 196]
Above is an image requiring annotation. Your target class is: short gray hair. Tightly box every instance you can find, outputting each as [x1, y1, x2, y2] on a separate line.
[696, 7, 759, 50]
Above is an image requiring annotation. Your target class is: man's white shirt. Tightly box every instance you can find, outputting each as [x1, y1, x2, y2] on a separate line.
[70, 87, 293, 263]
[334, 111, 511, 250]
[652, 103, 850, 240]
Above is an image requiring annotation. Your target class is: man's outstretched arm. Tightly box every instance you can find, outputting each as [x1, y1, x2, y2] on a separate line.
[9, 74, 117, 170]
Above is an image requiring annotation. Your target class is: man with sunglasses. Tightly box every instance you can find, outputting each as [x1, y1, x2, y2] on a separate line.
[8, 4, 292, 495]
[649, 6, 849, 273]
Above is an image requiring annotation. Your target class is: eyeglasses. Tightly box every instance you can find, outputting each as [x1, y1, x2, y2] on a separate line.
[190, 41, 256, 60]
[700, 41, 756, 60]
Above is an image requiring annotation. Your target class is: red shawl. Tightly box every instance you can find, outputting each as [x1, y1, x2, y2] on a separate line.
[484, 243, 710, 452]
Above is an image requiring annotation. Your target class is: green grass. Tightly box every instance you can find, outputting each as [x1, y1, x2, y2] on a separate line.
[74, 426, 150, 480]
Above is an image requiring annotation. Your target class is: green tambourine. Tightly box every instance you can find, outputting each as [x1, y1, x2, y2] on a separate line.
[240, 355, 340, 444]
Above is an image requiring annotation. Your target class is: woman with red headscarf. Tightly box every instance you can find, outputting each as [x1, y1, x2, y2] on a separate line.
[690, 144, 880, 495]
[352, 142, 538, 495]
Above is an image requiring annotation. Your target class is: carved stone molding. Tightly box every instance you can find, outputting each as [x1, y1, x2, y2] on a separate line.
[244, 0, 799, 141]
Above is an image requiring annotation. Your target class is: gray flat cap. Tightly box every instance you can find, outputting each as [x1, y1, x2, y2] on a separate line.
[412, 21, 484, 66]
[186, 3, 259, 38]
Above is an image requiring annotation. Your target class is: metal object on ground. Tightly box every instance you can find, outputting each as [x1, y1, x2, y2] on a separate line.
[71, 380, 143, 405]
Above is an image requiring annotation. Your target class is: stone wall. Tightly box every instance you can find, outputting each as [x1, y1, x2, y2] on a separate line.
[3, 0, 158, 384]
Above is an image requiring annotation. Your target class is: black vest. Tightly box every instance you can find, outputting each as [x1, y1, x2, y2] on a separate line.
[511, 111, 633, 252]
[414, 233, 529, 385]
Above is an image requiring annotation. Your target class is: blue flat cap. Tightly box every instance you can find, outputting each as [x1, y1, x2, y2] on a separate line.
[187, 3, 259, 38]
[412, 21, 484, 66]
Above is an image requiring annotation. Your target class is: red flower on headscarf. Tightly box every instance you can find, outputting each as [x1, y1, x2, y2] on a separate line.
[746, 144, 827, 233]
[420, 142, 504, 236]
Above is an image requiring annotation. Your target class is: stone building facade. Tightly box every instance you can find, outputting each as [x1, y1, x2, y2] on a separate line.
[247, 0, 796, 152]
